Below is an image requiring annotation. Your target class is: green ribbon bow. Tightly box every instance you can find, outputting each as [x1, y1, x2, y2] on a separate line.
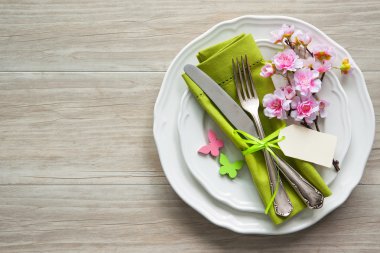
[234, 128, 285, 214]
[235, 128, 285, 158]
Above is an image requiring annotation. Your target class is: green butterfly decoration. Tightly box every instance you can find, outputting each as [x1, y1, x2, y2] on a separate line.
[219, 153, 244, 179]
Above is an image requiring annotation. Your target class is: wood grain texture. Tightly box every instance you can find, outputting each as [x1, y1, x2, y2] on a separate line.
[0, 185, 379, 252]
[0, 72, 164, 185]
[0, 0, 379, 252]
[0, 0, 378, 71]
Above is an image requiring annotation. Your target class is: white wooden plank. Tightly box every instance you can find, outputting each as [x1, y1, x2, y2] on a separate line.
[0, 185, 378, 252]
[0, 72, 166, 185]
[0, 1, 378, 71]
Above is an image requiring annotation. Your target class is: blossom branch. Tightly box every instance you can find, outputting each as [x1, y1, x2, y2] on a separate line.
[314, 117, 320, 132]
[286, 72, 292, 84]
[305, 46, 314, 57]
[260, 23, 352, 173]
[333, 159, 340, 172]
[320, 72, 326, 82]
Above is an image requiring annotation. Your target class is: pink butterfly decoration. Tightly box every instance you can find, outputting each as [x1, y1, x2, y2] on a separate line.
[198, 130, 224, 157]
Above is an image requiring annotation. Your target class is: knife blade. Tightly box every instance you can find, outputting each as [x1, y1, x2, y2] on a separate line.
[184, 64, 257, 136]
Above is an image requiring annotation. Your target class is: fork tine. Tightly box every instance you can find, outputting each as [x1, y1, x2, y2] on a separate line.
[241, 55, 253, 99]
[245, 55, 258, 98]
[232, 58, 243, 102]
[236, 57, 247, 100]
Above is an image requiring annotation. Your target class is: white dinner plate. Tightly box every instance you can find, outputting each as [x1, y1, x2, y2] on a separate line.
[177, 45, 351, 212]
[153, 15, 375, 234]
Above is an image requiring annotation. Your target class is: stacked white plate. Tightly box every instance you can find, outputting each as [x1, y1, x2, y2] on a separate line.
[153, 16, 375, 234]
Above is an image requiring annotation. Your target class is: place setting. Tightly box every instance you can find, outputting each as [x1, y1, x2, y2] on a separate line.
[154, 16, 375, 234]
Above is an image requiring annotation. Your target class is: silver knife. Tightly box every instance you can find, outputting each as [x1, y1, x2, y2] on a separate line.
[184, 64, 324, 210]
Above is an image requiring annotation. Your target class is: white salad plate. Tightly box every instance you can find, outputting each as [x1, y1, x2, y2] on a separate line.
[177, 43, 351, 212]
[153, 15, 375, 234]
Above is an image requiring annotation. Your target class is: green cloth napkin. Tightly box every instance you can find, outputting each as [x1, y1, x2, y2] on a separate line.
[182, 34, 331, 225]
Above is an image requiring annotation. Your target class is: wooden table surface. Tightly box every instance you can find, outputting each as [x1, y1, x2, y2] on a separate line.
[0, 1, 379, 252]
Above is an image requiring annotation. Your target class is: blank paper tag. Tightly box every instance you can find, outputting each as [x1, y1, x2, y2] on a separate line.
[278, 125, 337, 167]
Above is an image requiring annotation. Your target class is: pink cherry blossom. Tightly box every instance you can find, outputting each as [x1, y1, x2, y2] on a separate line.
[272, 49, 303, 74]
[260, 63, 275, 77]
[303, 57, 331, 73]
[281, 85, 296, 100]
[291, 96, 319, 124]
[263, 89, 291, 120]
[312, 45, 335, 62]
[318, 99, 329, 118]
[270, 24, 294, 44]
[294, 68, 322, 96]
[303, 57, 315, 69]
[270, 30, 285, 44]
[298, 32, 312, 46]
[280, 24, 295, 38]
[290, 30, 312, 46]
[313, 60, 332, 73]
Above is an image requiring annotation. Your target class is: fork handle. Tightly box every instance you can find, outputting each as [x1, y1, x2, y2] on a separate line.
[262, 149, 294, 216]
[251, 116, 293, 217]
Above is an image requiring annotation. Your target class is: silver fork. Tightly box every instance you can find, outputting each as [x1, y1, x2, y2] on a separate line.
[233, 56, 293, 217]
[233, 55, 324, 210]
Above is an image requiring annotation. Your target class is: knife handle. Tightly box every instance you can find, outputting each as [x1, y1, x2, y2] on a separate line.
[273, 155, 324, 209]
